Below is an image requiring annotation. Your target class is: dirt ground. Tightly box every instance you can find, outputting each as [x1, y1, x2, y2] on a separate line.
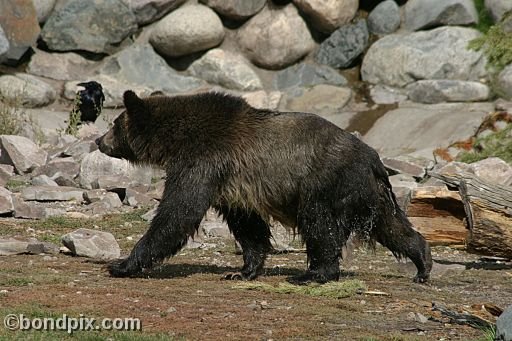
[0, 212, 511, 341]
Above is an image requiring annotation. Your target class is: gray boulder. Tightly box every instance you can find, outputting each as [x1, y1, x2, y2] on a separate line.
[0, 187, 14, 215]
[0, 135, 48, 174]
[31, 174, 58, 187]
[33, 0, 56, 23]
[361, 27, 487, 88]
[485, 0, 512, 22]
[121, 0, 187, 25]
[283, 84, 352, 118]
[0, 26, 10, 61]
[407, 80, 490, 103]
[27, 49, 97, 81]
[0, 73, 56, 108]
[0, 238, 29, 255]
[273, 62, 347, 91]
[292, 0, 358, 34]
[498, 64, 512, 100]
[497, 305, 512, 341]
[0, 0, 40, 61]
[468, 157, 512, 186]
[368, 0, 401, 35]
[188, 49, 262, 91]
[150, 4, 224, 57]
[404, 0, 478, 31]
[237, 4, 315, 70]
[62, 228, 120, 260]
[363, 102, 494, 157]
[21, 186, 84, 201]
[315, 20, 369, 69]
[199, 0, 265, 21]
[41, 0, 137, 54]
[32, 158, 80, 179]
[0, 165, 14, 187]
[12, 196, 64, 219]
[98, 43, 204, 95]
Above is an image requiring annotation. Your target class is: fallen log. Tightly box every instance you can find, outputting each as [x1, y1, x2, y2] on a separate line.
[430, 171, 512, 258]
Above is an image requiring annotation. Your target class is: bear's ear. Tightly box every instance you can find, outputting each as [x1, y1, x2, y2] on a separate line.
[123, 90, 145, 114]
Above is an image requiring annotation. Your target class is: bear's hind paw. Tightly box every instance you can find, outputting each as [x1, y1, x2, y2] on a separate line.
[222, 272, 245, 281]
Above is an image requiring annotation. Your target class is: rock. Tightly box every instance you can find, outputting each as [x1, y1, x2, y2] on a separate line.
[61, 228, 120, 260]
[315, 19, 369, 69]
[27, 49, 96, 81]
[62, 140, 98, 159]
[364, 102, 494, 157]
[0, 135, 48, 173]
[98, 43, 204, 95]
[241, 91, 283, 110]
[0, 238, 29, 255]
[12, 196, 64, 219]
[273, 62, 347, 91]
[468, 157, 512, 186]
[79, 150, 153, 190]
[0, 73, 56, 108]
[497, 64, 512, 100]
[32, 158, 80, 179]
[188, 49, 262, 91]
[123, 188, 154, 207]
[407, 80, 490, 104]
[27, 240, 59, 254]
[293, 0, 358, 34]
[149, 4, 224, 57]
[33, 0, 56, 23]
[382, 156, 434, 179]
[0, 26, 9, 61]
[0, 0, 40, 61]
[283, 84, 352, 116]
[100, 192, 123, 208]
[201, 210, 230, 238]
[52, 173, 77, 187]
[21, 186, 84, 201]
[0, 187, 14, 214]
[83, 189, 109, 204]
[369, 85, 408, 104]
[496, 305, 512, 341]
[41, 0, 137, 54]
[199, 0, 265, 21]
[31, 175, 58, 187]
[404, 0, 478, 31]
[121, 0, 187, 25]
[0, 165, 14, 187]
[367, 0, 401, 35]
[485, 0, 512, 22]
[141, 207, 157, 221]
[361, 27, 487, 88]
[237, 4, 315, 70]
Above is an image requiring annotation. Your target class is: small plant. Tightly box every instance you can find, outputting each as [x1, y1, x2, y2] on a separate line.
[472, 0, 494, 34]
[0, 94, 45, 145]
[458, 122, 512, 163]
[64, 92, 82, 136]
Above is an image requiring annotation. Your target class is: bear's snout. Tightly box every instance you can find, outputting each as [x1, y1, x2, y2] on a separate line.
[95, 137, 101, 146]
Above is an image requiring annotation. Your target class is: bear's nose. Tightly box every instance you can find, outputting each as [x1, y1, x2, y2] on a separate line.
[95, 137, 101, 146]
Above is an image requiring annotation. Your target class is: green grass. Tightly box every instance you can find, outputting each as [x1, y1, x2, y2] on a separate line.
[458, 123, 512, 163]
[472, 0, 494, 34]
[232, 279, 367, 299]
[5, 179, 30, 192]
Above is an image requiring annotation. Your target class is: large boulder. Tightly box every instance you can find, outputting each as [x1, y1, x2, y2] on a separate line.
[188, 49, 262, 91]
[315, 19, 369, 69]
[361, 27, 487, 88]
[237, 4, 315, 70]
[367, 0, 401, 35]
[496, 305, 512, 341]
[0, 187, 13, 215]
[33, 0, 56, 23]
[41, 0, 137, 54]
[199, 0, 266, 21]
[120, 0, 187, 25]
[292, 0, 358, 34]
[497, 64, 512, 100]
[0, 135, 48, 173]
[97, 43, 204, 95]
[0, 26, 9, 61]
[282, 84, 352, 118]
[149, 4, 224, 58]
[0, 0, 40, 61]
[0, 73, 56, 108]
[485, 0, 512, 22]
[363, 102, 493, 157]
[27, 49, 97, 81]
[406, 80, 490, 103]
[404, 0, 478, 31]
[273, 62, 347, 91]
[468, 157, 512, 186]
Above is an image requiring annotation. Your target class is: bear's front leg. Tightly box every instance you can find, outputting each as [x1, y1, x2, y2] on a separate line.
[108, 173, 214, 277]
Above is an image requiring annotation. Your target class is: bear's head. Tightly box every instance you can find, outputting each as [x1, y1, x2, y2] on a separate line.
[96, 90, 147, 163]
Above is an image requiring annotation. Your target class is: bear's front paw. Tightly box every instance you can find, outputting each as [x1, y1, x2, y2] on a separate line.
[222, 272, 245, 281]
[107, 258, 142, 278]
[413, 273, 430, 284]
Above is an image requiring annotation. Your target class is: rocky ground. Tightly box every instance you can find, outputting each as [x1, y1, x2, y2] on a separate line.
[0, 210, 511, 341]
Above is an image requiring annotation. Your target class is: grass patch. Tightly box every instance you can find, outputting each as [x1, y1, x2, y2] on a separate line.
[472, 0, 494, 34]
[232, 279, 367, 299]
[458, 123, 512, 163]
[5, 178, 30, 192]
[1, 277, 33, 287]
[0, 94, 45, 145]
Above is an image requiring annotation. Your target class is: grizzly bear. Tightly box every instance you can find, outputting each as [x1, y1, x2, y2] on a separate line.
[96, 90, 432, 284]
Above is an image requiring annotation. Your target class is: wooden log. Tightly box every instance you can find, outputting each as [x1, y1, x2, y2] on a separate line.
[430, 171, 512, 258]
[407, 186, 468, 245]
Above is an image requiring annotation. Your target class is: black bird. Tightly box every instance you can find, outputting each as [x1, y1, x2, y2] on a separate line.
[75, 81, 105, 123]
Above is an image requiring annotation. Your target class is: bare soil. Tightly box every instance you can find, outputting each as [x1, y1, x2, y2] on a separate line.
[0, 213, 511, 341]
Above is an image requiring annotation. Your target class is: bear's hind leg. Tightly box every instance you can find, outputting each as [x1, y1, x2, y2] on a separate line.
[219, 207, 273, 280]
[374, 209, 433, 283]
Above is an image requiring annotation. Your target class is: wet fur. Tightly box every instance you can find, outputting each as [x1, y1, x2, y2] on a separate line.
[97, 91, 432, 284]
